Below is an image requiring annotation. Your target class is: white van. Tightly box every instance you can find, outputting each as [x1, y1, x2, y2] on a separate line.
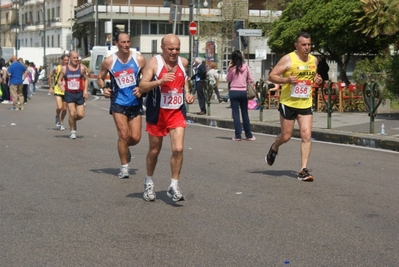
[88, 46, 138, 95]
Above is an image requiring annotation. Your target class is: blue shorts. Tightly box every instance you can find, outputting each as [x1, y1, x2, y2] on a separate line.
[110, 103, 144, 119]
[64, 91, 84, 105]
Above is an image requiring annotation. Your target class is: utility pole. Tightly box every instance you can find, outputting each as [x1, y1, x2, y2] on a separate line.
[189, 0, 193, 76]
[43, 0, 46, 76]
[95, 0, 99, 46]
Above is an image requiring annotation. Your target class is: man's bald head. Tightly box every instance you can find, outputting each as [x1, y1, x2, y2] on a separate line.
[10, 55, 17, 62]
[161, 34, 180, 47]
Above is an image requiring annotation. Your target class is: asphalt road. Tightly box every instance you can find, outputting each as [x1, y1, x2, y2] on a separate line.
[1, 90, 398, 266]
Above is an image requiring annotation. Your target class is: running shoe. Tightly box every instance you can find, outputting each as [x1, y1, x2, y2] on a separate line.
[232, 137, 242, 141]
[167, 185, 185, 202]
[55, 116, 61, 127]
[143, 182, 156, 201]
[297, 168, 314, 182]
[69, 131, 76, 140]
[126, 148, 132, 163]
[60, 124, 65, 131]
[247, 136, 256, 141]
[265, 143, 278, 166]
[118, 167, 129, 179]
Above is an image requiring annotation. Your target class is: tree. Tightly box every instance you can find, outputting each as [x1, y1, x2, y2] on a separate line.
[266, 0, 395, 84]
[199, 0, 250, 65]
[353, 0, 399, 38]
[72, 22, 90, 56]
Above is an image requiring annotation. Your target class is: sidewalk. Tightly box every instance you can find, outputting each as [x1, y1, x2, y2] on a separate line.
[186, 82, 399, 152]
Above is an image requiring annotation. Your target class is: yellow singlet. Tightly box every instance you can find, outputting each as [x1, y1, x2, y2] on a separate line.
[280, 52, 316, 109]
[53, 65, 64, 95]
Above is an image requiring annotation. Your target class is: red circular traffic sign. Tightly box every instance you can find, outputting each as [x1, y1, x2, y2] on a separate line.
[189, 21, 197, 36]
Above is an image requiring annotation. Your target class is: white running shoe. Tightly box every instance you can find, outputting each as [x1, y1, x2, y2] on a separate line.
[118, 168, 129, 179]
[60, 124, 65, 131]
[167, 185, 185, 202]
[55, 116, 61, 127]
[143, 182, 156, 201]
[69, 131, 76, 139]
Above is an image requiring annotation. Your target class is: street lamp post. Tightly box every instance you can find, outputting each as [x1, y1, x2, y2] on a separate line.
[43, 0, 46, 78]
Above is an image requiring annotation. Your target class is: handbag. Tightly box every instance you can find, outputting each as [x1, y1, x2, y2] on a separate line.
[246, 66, 256, 100]
[247, 83, 256, 100]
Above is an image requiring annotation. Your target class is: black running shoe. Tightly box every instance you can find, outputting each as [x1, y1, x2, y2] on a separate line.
[265, 143, 278, 166]
[297, 168, 314, 182]
[126, 148, 131, 163]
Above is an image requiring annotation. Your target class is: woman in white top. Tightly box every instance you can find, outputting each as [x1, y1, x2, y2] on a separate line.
[206, 62, 222, 103]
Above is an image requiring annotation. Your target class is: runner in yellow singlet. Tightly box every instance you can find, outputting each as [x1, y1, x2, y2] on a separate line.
[266, 32, 323, 182]
[48, 54, 69, 131]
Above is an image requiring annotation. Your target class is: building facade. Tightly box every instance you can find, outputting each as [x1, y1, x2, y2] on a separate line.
[75, 0, 280, 79]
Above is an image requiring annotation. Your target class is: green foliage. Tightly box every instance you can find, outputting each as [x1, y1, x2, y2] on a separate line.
[353, 54, 399, 99]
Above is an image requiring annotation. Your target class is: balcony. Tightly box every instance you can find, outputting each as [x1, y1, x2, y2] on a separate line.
[76, 4, 277, 24]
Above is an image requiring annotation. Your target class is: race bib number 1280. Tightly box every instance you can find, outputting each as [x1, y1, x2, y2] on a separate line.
[160, 92, 183, 109]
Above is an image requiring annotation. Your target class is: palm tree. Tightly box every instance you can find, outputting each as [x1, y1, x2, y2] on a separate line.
[354, 0, 399, 38]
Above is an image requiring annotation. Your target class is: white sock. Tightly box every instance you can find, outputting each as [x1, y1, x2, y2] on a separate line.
[170, 178, 178, 188]
[145, 175, 153, 184]
[121, 164, 128, 170]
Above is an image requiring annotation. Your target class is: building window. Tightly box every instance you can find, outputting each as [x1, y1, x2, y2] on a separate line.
[58, 35, 60, 47]
[57, 6, 60, 17]
[150, 22, 157, 35]
[47, 36, 49, 47]
[51, 36, 54, 47]
[51, 8, 55, 19]
[142, 21, 149, 34]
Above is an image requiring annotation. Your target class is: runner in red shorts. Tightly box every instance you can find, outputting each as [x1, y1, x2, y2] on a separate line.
[139, 34, 195, 202]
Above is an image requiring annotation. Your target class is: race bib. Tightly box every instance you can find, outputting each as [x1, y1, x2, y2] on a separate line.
[114, 68, 136, 89]
[290, 80, 311, 98]
[160, 89, 183, 109]
[67, 78, 80, 90]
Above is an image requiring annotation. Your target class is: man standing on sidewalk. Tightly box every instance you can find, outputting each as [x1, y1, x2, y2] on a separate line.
[265, 32, 323, 182]
[7, 56, 27, 111]
[191, 57, 207, 115]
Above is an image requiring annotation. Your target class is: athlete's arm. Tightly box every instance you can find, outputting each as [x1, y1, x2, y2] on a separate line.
[57, 66, 66, 92]
[138, 56, 159, 94]
[269, 54, 297, 85]
[48, 67, 57, 93]
[81, 64, 89, 100]
[139, 56, 175, 94]
[97, 55, 112, 98]
[133, 54, 146, 97]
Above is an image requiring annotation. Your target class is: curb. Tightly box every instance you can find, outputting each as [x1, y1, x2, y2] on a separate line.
[186, 114, 399, 152]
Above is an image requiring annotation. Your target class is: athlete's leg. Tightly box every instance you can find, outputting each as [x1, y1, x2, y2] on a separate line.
[60, 100, 67, 124]
[75, 104, 85, 121]
[67, 102, 77, 131]
[55, 95, 63, 120]
[112, 113, 142, 165]
[146, 134, 163, 177]
[297, 114, 313, 169]
[168, 127, 185, 180]
[273, 115, 295, 151]
[127, 115, 142, 146]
